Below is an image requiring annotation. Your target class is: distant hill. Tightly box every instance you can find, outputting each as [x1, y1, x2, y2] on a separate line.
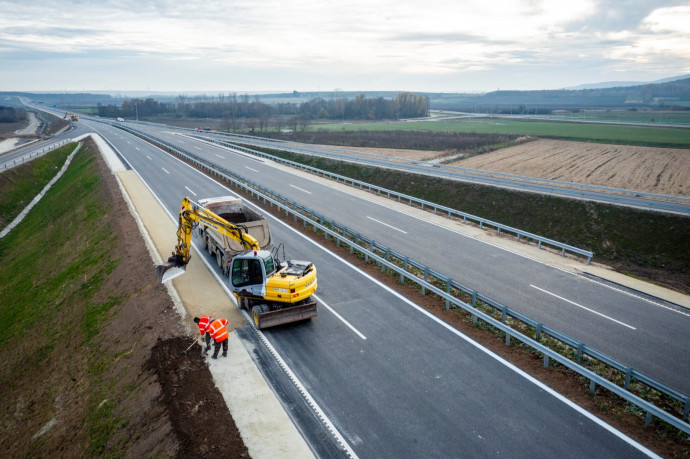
[565, 74, 690, 90]
[427, 77, 690, 112]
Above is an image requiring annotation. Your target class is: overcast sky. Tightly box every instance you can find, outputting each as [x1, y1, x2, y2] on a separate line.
[1, 0, 689, 93]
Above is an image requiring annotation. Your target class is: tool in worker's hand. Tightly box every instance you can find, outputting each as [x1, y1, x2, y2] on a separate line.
[182, 339, 197, 355]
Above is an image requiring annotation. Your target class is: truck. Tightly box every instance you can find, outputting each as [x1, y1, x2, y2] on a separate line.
[196, 196, 272, 276]
[157, 197, 317, 329]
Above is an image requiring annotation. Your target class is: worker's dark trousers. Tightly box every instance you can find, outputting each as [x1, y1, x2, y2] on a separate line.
[204, 333, 212, 350]
[212, 339, 228, 358]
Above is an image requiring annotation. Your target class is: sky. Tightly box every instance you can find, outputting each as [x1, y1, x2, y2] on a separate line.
[1, 0, 689, 93]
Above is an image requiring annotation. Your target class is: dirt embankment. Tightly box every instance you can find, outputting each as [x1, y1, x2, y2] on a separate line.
[453, 139, 690, 197]
[0, 139, 248, 457]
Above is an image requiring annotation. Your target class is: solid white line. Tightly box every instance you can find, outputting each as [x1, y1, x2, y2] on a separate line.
[195, 146, 202, 150]
[135, 147, 141, 151]
[367, 216, 407, 234]
[290, 184, 312, 194]
[184, 186, 197, 196]
[245, 166, 259, 172]
[162, 167, 170, 174]
[530, 285, 637, 330]
[314, 294, 367, 340]
[216, 154, 225, 159]
[146, 155, 152, 160]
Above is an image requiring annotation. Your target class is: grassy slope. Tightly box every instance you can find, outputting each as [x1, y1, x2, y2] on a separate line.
[0, 144, 73, 228]
[314, 118, 690, 147]
[0, 147, 124, 454]
[262, 148, 690, 293]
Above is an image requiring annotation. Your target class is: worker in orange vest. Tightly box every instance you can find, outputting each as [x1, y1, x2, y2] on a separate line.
[208, 318, 230, 359]
[193, 316, 214, 353]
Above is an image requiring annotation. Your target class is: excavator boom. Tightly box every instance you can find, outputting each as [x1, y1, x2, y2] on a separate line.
[157, 197, 261, 283]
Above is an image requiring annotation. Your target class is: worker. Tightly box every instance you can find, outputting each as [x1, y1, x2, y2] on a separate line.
[208, 317, 230, 359]
[193, 316, 214, 353]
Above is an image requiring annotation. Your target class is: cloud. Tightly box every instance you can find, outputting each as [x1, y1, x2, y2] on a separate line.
[0, 0, 688, 91]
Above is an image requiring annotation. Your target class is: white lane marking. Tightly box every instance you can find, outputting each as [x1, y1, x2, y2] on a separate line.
[530, 285, 636, 330]
[127, 141, 131, 144]
[245, 166, 259, 172]
[215, 154, 225, 159]
[135, 147, 141, 151]
[184, 186, 197, 196]
[162, 167, 170, 174]
[195, 146, 202, 150]
[146, 155, 152, 160]
[314, 294, 367, 340]
[290, 184, 312, 194]
[367, 216, 407, 234]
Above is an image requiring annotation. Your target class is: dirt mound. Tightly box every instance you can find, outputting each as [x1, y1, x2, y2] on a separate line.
[146, 337, 249, 458]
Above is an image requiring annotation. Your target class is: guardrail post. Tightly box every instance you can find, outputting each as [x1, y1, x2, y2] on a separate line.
[445, 279, 451, 310]
[684, 397, 690, 421]
[501, 305, 507, 323]
[576, 343, 584, 364]
[645, 412, 652, 427]
[535, 323, 542, 341]
[538, 241, 543, 249]
[544, 355, 549, 368]
[625, 367, 633, 389]
[422, 268, 428, 296]
[401, 258, 408, 284]
[590, 379, 596, 394]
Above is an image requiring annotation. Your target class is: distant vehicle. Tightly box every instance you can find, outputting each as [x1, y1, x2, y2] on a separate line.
[203, 127, 211, 131]
[196, 127, 203, 132]
[116, 117, 125, 122]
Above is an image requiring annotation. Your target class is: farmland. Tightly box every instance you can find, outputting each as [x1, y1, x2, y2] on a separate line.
[454, 139, 690, 197]
[314, 117, 690, 147]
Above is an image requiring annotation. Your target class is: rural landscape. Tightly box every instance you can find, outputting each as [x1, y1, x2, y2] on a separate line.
[2, 1, 690, 458]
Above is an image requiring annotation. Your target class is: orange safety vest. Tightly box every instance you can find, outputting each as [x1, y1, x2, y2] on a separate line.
[197, 316, 214, 335]
[208, 318, 229, 342]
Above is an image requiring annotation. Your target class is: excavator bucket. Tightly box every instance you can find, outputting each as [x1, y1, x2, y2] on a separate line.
[156, 255, 187, 283]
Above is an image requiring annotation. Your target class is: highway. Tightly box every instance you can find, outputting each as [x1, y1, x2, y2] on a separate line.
[125, 121, 690, 396]
[184, 130, 690, 215]
[80, 119, 657, 457]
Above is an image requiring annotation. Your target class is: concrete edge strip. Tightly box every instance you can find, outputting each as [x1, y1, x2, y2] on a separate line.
[0, 141, 81, 239]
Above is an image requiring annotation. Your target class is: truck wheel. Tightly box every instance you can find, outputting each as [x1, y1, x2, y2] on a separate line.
[216, 251, 223, 268]
[252, 305, 269, 328]
[206, 238, 212, 254]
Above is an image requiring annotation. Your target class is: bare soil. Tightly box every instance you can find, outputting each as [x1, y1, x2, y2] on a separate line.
[453, 139, 690, 197]
[0, 139, 248, 457]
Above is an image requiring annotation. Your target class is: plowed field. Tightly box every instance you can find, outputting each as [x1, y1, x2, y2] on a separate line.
[452, 139, 690, 197]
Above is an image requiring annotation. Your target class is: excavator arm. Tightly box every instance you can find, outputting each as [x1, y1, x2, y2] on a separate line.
[157, 197, 261, 282]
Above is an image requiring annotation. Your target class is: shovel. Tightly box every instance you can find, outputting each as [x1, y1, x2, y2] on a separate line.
[182, 339, 198, 355]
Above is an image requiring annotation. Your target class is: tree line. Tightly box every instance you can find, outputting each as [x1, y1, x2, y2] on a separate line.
[95, 92, 429, 127]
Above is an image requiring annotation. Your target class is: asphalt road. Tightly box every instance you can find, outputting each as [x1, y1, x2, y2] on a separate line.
[124, 122, 690, 396]
[65, 118, 657, 457]
[189, 131, 690, 215]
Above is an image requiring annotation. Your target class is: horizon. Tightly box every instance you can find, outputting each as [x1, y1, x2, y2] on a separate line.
[1, 1, 689, 93]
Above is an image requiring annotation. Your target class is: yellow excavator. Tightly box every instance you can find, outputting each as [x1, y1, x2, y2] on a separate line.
[157, 197, 318, 329]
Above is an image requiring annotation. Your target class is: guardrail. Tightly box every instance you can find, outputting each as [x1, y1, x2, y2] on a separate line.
[113, 122, 690, 433]
[202, 130, 690, 206]
[1, 139, 71, 171]
[191, 134, 595, 264]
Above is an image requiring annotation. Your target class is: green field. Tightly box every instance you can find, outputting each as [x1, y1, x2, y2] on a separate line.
[314, 117, 690, 147]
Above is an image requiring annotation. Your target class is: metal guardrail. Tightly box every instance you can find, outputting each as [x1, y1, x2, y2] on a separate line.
[1, 139, 71, 171]
[205, 130, 690, 206]
[192, 134, 595, 264]
[113, 122, 690, 433]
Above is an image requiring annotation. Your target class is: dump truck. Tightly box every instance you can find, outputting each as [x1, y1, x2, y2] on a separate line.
[157, 197, 317, 329]
[197, 196, 272, 276]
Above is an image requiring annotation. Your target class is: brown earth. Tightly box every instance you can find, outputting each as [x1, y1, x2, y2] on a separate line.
[452, 139, 690, 197]
[0, 139, 248, 457]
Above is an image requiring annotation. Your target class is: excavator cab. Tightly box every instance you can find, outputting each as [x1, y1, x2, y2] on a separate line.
[230, 250, 275, 297]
